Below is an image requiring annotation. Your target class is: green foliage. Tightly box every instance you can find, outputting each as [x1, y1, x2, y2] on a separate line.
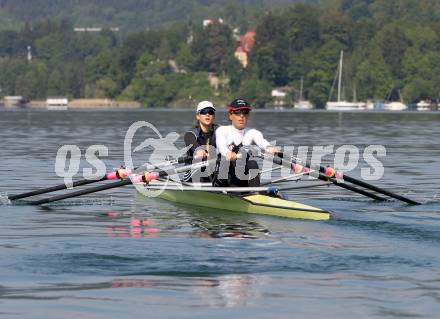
[0, 0, 300, 32]
[15, 61, 48, 99]
[355, 51, 394, 100]
[401, 48, 440, 102]
[0, 0, 439, 106]
[0, 58, 28, 96]
[238, 76, 272, 108]
[191, 22, 234, 73]
[175, 43, 196, 70]
[47, 69, 65, 96]
[173, 72, 216, 106]
[252, 12, 289, 86]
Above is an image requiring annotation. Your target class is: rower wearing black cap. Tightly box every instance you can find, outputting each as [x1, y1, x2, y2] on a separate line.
[214, 98, 278, 187]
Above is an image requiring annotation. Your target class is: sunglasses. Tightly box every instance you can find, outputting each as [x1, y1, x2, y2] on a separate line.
[231, 109, 250, 115]
[199, 108, 215, 115]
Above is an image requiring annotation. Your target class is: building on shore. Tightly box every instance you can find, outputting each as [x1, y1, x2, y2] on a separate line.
[234, 31, 256, 68]
[271, 86, 293, 108]
[2, 96, 28, 108]
[74, 27, 120, 32]
[47, 97, 68, 110]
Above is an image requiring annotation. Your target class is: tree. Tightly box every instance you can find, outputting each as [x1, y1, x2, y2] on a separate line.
[355, 51, 394, 100]
[320, 10, 353, 49]
[401, 48, 440, 102]
[251, 11, 289, 86]
[0, 58, 28, 95]
[64, 62, 84, 98]
[84, 49, 114, 83]
[175, 43, 195, 70]
[308, 69, 332, 108]
[47, 69, 65, 96]
[0, 30, 24, 56]
[238, 76, 272, 108]
[307, 40, 345, 107]
[377, 24, 410, 77]
[225, 55, 244, 93]
[143, 73, 180, 107]
[191, 22, 234, 74]
[284, 4, 320, 52]
[94, 77, 118, 98]
[15, 61, 48, 99]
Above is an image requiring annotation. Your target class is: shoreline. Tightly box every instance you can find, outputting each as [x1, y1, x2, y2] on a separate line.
[28, 99, 143, 109]
[0, 99, 439, 113]
[1, 106, 440, 115]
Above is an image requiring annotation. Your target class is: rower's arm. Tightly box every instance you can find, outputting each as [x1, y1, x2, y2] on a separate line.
[250, 129, 270, 150]
[215, 127, 230, 157]
[183, 131, 199, 157]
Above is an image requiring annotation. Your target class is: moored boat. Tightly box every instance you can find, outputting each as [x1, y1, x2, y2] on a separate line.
[417, 100, 431, 111]
[325, 51, 366, 111]
[384, 101, 407, 111]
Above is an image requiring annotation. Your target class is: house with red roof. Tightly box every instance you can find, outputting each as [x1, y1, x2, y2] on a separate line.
[234, 31, 256, 68]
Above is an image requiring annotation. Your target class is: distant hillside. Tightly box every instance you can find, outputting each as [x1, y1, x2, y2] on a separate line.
[1, 0, 438, 107]
[0, 0, 316, 32]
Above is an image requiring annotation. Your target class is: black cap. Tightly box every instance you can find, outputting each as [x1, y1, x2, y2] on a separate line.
[228, 98, 252, 111]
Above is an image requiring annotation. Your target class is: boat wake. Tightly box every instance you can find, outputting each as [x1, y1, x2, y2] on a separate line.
[191, 219, 270, 239]
[0, 193, 11, 205]
[27, 198, 116, 207]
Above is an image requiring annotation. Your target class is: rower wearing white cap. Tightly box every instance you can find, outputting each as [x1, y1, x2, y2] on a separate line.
[183, 101, 218, 182]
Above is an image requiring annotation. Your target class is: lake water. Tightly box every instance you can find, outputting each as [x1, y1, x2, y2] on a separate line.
[0, 109, 439, 318]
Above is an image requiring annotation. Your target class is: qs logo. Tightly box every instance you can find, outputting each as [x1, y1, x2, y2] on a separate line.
[124, 121, 190, 197]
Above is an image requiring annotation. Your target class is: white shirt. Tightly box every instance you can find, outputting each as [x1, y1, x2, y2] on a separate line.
[215, 125, 271, 157]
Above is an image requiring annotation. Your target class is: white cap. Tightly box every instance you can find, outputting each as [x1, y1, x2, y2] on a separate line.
[196, 101, 216, 113]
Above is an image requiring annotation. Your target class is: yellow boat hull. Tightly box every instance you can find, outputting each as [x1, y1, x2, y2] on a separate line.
[156, 190, 330, 221]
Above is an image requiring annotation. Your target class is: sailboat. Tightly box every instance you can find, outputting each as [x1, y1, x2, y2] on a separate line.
[326, 50, 366, 111]
[384, 88, 407, 111]
[416, 100, 431, 111]
[294, 77, 314, 109]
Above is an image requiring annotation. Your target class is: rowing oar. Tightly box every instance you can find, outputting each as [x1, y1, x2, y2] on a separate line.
[8, 156, 189, 201]
[273, 153, 420, 205]
[27, 158, 214, 206]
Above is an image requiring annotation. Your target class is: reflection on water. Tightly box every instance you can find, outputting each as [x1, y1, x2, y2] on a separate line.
[110, 274, 257, 308]
[103, 211, 160, 238]
[1, 272, 438, 317]
[191, 275, 257, 308]
[101, 209, 269, 240]
[191, 219, 270, 239]
[0, 274, 257, 309]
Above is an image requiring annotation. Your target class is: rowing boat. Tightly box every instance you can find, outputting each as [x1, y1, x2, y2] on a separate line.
[150, 187, 330, 221]
[15, 153, 419, 210]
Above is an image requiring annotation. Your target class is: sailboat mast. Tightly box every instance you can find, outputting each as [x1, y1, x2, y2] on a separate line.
[337, 50, 343, 102]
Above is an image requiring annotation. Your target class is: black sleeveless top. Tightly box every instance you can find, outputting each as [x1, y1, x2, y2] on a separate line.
[183, 124, 219, 158]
